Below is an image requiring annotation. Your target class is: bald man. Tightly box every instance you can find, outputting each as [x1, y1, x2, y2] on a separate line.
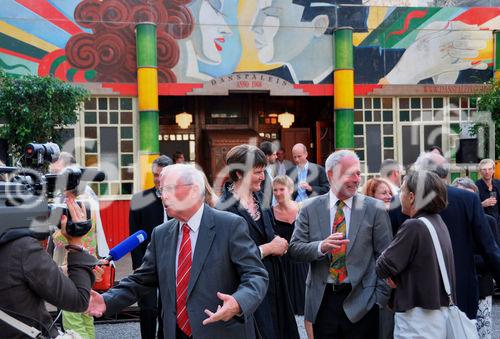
[286, 143, 329, 202]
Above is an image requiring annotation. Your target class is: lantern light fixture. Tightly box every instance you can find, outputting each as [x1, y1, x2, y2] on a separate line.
[278, 111, 295, 128]
[175, 112, 192, 129]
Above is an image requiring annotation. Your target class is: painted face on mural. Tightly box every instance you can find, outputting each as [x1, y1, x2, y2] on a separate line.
[195, 0, 233, 64]
[250, 0, 330, 64]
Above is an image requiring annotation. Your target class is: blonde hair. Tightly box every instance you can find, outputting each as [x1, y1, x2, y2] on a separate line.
[479, 158, 495, 170]
[203, 173, 218, 207]
[272, 175, 294, 191]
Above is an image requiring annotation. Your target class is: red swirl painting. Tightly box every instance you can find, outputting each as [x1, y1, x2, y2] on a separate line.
[66, 0, 195, 83]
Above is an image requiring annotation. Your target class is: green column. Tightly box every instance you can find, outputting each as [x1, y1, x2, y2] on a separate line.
[334, 27, 354, 150]
[136, 22, 159, 189]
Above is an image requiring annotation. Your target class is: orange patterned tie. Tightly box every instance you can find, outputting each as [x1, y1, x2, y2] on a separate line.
[329, 200, 348, 284]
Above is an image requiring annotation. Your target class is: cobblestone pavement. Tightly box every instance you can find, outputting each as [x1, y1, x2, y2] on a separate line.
[95, 301, 500, 339]
[95, 255, 500, 339]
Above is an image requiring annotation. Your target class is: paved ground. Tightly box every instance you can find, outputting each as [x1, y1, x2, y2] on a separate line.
[94, 254, 500, 339]
[95, 308, 500, 339]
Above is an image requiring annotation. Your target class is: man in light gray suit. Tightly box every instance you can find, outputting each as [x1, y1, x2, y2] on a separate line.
[289, 150, 392, 338]
[87, 164, 268, 339]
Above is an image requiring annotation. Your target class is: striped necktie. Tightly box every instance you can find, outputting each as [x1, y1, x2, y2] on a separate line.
[329, 200, 348, 284]
[176, 223, 192, 336]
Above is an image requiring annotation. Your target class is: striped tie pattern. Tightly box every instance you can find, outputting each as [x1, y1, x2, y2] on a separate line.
[176, 223, 192, 337]
[329, 200, 348, 284]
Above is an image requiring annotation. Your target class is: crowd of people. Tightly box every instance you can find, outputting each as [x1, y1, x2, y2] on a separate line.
[97, 142, 500, 339]
[1, 141, 499, 339]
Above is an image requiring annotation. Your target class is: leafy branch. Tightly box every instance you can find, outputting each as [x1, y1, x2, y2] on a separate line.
[0, 71, 89, 161]
[470, 78, 500, 159]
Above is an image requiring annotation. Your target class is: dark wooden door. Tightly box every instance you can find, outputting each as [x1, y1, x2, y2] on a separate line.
[316, 121, 333, 166]
[281, 128, 311, 162]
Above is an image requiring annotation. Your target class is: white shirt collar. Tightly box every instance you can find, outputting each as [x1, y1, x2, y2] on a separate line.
[329, 190, 354, 210]
[178, 203, 204, 232]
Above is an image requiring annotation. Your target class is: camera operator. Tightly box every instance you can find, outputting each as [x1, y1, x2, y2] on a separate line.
[0, 195, 97, 338]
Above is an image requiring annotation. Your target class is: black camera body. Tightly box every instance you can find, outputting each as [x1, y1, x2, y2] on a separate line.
[0, 143, 105, 240]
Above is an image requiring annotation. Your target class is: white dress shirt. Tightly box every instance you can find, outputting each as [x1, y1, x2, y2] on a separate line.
[175, 204, 204, 273]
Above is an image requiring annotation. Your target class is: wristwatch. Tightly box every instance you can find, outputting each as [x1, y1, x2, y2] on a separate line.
[259, 246, 264, 259]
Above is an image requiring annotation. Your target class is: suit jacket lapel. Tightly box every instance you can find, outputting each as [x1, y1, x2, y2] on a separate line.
[165, 221, 179, 304]
[188, 206, 215, 297]
[347, 194, 366, 256]
[317, 194, 332, 259]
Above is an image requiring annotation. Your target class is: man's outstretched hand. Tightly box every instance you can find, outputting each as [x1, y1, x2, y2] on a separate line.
[202, 292, 241, 325]
[86, 290, 107, 317]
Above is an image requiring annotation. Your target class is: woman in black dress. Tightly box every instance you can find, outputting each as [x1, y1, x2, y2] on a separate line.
[272, 175, 312, 339]
[217, 145, 299, 339]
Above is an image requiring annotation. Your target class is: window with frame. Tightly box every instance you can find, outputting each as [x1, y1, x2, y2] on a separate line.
[354, 97, 395, 183]
[82, 97, 135, 197]
[448, 96, 478, 160]
[398, 97, 446, 167]
[159, 133, 196, 163]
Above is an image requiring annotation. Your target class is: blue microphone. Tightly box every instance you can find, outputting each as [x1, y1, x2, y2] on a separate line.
[104, 230, 147, 261]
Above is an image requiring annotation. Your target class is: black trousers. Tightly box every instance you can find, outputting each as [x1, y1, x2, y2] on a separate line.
[138, 289, 163, 339]
[313, 284, 379, 339]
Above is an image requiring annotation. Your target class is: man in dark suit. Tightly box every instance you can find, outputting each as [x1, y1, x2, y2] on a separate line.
[129, 155, 172, 339]
[389, 152, 500, 319]
[287, 143, 329, 202]
[89, 164, 269, 339]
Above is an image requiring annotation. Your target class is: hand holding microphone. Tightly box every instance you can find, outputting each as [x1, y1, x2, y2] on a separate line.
[90, 230, 148, 301]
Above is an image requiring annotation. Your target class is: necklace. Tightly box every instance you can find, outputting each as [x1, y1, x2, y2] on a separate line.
[229, 183, 261, 221]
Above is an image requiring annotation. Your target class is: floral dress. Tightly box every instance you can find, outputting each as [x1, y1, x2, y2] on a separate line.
[52, 200, 99, 339]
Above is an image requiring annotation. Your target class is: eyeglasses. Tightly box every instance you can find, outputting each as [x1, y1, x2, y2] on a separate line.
[158, 184, 193, 194]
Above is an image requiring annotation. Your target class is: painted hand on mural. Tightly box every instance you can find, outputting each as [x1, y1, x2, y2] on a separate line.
[383, 21, 489, 84]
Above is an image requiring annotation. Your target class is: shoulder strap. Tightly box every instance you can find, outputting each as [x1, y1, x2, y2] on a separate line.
[418, 217, 454, 305]
[0, 309, 42, 338]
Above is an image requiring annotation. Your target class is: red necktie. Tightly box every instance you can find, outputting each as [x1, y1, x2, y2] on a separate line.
[176, 223, 192, 336]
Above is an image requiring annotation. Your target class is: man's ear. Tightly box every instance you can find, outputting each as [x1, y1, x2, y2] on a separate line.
[327, 169, 334, 183]
[312, 14, 329, 37]
[408, 192, 415, 206]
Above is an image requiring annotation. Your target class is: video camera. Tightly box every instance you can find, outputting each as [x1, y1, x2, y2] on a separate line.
[0, 143, 105, 239]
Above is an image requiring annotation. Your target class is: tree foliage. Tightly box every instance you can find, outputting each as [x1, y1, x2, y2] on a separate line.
[470, 78, 500, 159]
[0, 71, 89, 160]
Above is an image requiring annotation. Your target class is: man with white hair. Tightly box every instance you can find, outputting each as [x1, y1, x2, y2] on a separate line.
[87, 164, 269, 338]
[289, 150, 392, 338]
[390, 152, 500, 320]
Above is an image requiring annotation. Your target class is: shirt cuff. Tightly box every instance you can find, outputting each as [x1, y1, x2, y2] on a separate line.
[317, 241, 325, 256]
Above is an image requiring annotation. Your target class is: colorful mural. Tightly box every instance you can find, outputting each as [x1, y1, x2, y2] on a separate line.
[0, 0, 498, 89]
